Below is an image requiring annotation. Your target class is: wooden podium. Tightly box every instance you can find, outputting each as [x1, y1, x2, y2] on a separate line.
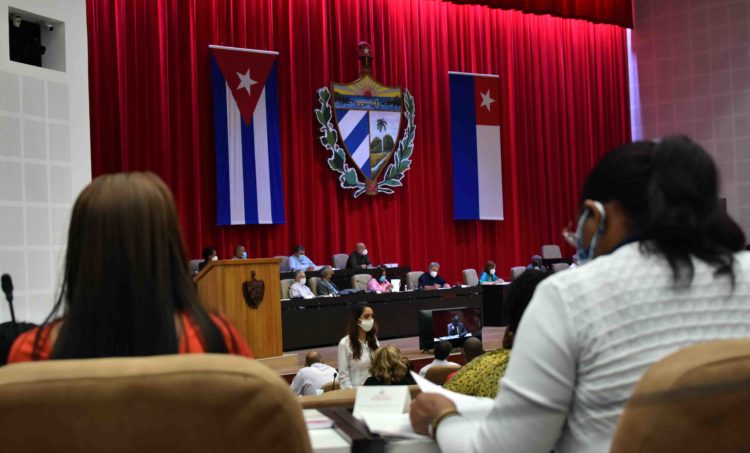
[194, 258, 282, 358]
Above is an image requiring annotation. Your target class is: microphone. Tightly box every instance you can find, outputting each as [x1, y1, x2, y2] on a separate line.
[1, 274, 12, 303]
[1, 274, 17, 333]
[332, 372, 337, 391]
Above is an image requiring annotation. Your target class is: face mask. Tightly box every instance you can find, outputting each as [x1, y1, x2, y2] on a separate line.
[575, 201, 606, 266]
[361, 249, 368, 256]
[299, 252, 305, 257]
[211, 256, 218, 261]
[379, 275, 386, 282]
[359, 318, 374, 332]
[489, 268, 496, 275]
[241, 251, 247, 259]
[299, 278, 307, 285]
[430, 271, 438, 278]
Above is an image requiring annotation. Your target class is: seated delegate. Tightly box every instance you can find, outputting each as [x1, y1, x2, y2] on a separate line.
[288, 245, 316, 272]
[479, 261, 504, 284]
[8, 172, 251, 363]
[197, 246, 217, 272]
[526, 254, 546, 272]
[419, 340, 459, 377]
[316, 266, 340, 296]
[364, 345, 417, 386]
[418, 262, 450, 289]
[445, 270, 549, 398]
[446, 316, 467, 336]
[290, 351, 337, 396]
[410, 137, 750, 452]
[289, 271, 315, 299]
[346, 242, 371, 269]
[367, 265, 392, 293]
[232, 244, 248, 260]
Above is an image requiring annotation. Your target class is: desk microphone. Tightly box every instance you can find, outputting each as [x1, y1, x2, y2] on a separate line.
[331, 372, 337, 390]
[2, 274, 17, 333]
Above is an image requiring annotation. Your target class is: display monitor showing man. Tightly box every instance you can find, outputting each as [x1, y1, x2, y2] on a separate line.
[447, 315, 467, 337]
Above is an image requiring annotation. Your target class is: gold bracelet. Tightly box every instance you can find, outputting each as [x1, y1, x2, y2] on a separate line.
[428, 408, 460, 440]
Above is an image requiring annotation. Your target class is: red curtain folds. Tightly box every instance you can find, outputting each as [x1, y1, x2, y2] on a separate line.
[443, 0, 633, 28]
[86, 0, 630, 282]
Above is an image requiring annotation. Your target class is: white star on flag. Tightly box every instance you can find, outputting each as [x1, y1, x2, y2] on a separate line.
[480, 89, 495, 111]
[236, 69, 257, 95]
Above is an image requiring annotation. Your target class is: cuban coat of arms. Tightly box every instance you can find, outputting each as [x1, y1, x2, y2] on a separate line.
[315, 42, 415, 197]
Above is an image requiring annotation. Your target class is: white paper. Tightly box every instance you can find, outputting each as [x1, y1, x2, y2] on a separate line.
[410, 371, 495, 416]
[303, 408, 334, 430]
[361, 413, 428, 440]
[352, 386, 411, 419]
[391, 279, 401, 292]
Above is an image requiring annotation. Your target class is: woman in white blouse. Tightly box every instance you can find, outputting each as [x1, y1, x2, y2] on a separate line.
[337, 303, 379, 388]
[289, 270, 314, 299]
[410, 137, 750, 452]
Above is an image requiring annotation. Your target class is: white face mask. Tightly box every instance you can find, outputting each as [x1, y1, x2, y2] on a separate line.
[211, 256, 218, 261]
[430, 271, 438, 278]
[489, 268, 495, 275]
[359, 318, 374, 332]
[299, 278, 307, 285]
[361, 249, 368, 256]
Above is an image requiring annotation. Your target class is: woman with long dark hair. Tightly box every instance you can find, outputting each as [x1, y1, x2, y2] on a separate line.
[337, 303, 379, 388]
[411, 137, 750, 451]
[8, 172, 251, 362]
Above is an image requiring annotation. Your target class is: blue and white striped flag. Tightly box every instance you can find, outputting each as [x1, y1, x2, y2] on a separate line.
[209, 45, 285, 225]
[449, 71, 504, 221]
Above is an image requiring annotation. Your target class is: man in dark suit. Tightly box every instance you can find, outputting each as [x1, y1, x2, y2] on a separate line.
[346, 242, 371, 269]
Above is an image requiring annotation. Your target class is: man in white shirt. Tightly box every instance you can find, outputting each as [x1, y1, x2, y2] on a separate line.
[419, 340, 459, 377]
[290, 351, 337, 396]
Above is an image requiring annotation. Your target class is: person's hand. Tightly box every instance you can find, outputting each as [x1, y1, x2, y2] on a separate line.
[409, 393, 458, 436]
[307, 266, 314, 271]
[361, 264, 367, 269]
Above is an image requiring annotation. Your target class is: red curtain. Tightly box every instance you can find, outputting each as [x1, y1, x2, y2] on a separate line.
[86, 0, 630, 282]
[443, 0, 633, 28]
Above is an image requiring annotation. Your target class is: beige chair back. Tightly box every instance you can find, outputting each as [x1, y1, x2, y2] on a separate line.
[425, 365, 461, 385]
[188, 259, 202, 275]
[462, 268, 479, 286]
[510, 266, 526, 280]
[332, 253, 348, 269]
[308, 277, 321, 295]
[0, 354, 312, 453]
[612, 339, 750, 452]
[299, 385, 422, 409]
[275, 255, 290, 272]
[552, 262, 569, 272]
[280, 278, 295, 299]
[351, 273, 372, 291]
[406, 271, 423, 290]
[541, 244, 562, 259]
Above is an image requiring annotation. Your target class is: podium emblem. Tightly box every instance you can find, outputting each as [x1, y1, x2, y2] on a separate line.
[315, 42, 415, 197]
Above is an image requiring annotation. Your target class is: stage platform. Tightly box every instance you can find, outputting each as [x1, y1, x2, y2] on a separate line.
[261, 326, 506, 379]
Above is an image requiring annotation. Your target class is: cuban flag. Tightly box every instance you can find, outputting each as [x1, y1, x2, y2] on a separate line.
[449, 72, 503, 221]
[209, 45, 284, 225]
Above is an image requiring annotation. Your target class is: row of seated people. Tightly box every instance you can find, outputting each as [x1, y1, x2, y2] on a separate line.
[5, 137, 750, 452]
[194, 242, 374, 274]
[288, 269, 544, 397]
[286, 260, 510, 299]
